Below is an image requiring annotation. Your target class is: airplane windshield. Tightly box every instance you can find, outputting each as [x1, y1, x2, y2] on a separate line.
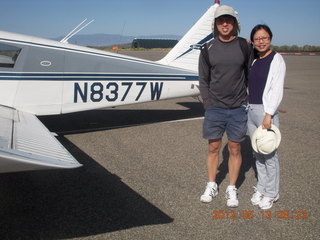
[0, 43, 21, 68]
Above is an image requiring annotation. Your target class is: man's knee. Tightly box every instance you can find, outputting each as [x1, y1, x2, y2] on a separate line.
[208, 139, 221, 154]
[228, 141, 241, 156]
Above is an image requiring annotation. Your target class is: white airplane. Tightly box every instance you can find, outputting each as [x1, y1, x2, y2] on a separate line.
[0, 1, 220, 173]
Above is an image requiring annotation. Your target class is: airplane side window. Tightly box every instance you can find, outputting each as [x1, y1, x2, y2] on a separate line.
[0, 43, 21, 68]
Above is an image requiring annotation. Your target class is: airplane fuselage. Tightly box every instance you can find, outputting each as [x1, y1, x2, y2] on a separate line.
[0, 31, 199, 115]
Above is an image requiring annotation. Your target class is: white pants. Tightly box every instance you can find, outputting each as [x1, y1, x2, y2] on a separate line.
[247, 104, 280, 198]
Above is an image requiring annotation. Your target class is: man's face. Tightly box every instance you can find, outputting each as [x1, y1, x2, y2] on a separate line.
[215, 15, 235, 38]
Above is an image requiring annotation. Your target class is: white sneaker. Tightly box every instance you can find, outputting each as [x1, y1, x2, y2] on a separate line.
[251, 187, 264, 206]
[259, 195, 279, 210]
[200, 182, 218, 203]
[226, 186, 239, 208]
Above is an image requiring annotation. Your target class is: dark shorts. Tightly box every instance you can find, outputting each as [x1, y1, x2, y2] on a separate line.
[203, 106, 247, 142]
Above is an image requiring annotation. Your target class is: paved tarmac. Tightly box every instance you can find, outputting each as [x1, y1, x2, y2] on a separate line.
[0, 52, 319, 240]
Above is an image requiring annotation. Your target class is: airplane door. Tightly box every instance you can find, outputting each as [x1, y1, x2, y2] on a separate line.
[13, 45, 65, 115]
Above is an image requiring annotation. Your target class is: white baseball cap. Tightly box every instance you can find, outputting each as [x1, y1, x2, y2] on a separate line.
[214, 5, 238, 19]
[251, 125, 281, 155]
[212, 5, 241, 37]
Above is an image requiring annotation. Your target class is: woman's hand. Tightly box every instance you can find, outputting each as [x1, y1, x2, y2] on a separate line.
[262, 114, 272, 129]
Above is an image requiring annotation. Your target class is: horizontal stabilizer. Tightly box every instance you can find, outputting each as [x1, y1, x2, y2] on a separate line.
[0, 106, 82, 173]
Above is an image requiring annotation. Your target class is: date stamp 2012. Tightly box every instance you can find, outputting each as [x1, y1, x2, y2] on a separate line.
[211, 210, 308, 220]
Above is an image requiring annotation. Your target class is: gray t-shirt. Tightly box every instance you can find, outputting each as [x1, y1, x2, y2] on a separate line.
[198, 37, 248, 109]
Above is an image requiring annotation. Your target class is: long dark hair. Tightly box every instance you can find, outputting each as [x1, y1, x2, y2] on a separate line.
[250, 24, 273, 42]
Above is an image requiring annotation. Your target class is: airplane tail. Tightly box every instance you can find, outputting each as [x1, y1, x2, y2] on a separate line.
[157, 1, 220, 72]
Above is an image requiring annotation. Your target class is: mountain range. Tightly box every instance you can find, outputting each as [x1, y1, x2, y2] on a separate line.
[54, 33, 182, 47]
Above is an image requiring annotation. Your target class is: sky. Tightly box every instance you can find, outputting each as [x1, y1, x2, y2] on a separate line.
[1, 0, 319, 46]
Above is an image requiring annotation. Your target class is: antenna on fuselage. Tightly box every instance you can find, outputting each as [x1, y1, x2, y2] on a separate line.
[60, 18, 94, 43]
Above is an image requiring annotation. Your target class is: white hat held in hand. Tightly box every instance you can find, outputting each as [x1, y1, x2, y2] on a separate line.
[251, 125, 281, 155]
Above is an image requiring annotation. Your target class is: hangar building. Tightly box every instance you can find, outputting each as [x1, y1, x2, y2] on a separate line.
[131, 38, 178, 49]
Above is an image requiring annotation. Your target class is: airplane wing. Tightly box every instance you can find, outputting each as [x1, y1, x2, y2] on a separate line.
[0, 105, 82, 173]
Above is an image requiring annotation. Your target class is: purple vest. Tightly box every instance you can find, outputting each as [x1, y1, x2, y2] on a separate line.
[248, 51, 276, 104]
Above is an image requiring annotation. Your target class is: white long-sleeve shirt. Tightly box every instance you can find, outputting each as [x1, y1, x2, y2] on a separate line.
[262, 52, 286, 115]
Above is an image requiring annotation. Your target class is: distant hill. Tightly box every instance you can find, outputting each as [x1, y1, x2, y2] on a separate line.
[53, 33, 182, 47]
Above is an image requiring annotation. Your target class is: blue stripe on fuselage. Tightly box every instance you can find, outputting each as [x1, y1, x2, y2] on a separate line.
[0, 72, 198, 81]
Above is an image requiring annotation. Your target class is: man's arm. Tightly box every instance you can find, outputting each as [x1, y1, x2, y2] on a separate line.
[198, 45, 212, 109]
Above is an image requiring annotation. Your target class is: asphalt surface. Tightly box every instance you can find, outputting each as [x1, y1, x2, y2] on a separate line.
[0, 51, 319, 240]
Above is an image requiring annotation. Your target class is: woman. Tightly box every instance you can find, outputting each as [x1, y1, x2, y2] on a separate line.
[247, 24, 286, 210]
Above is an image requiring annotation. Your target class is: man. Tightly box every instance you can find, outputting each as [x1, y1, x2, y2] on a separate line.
[198, 5, 253, 207]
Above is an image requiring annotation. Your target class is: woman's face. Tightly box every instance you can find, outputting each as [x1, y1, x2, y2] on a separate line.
[253, 29, 271, 53]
